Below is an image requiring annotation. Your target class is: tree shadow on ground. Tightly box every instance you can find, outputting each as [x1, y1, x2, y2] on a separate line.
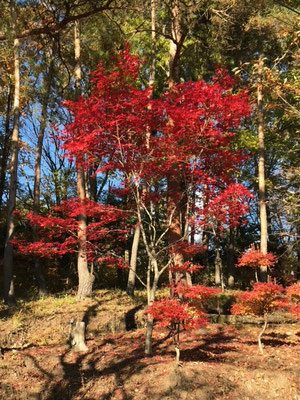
[8, 322, 294, 400]
[245, 337, 298, 347]
[22, 301, 152, 399]
[160, 327, 238, 363]
[28, 337, 158, 400]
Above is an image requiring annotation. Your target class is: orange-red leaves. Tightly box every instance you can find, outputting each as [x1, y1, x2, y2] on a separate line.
[146, 298, 207, 330]
[231, 282, 285, 317]
[237, 250, 278, 269]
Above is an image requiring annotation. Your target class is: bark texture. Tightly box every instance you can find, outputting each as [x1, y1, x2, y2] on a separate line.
[74, 20, 94, 300]
[33, 56, 54, 296]
[3, 37, 20, 305]
[167, 0, 185, 283]
[0, 83, 12, 210]
[257, 54, 268, 282]
[126, 224, 140, 296]
[69, 319, 88, 352]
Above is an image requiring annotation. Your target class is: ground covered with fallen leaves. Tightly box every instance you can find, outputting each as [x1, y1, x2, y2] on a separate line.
[0, 291, 299, 400]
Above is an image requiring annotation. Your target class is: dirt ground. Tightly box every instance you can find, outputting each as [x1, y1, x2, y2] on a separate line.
[0, 292, 299, 400]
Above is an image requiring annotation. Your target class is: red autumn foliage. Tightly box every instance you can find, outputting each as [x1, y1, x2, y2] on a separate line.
[169, 261, 204, 274]
[13, 198, 129, 264]
[147, 259, 222, 361]
[148, 283, 220, 332]
[289, 304, 300, 319]
[62, 49, 252, 233]
[231, 282, 285, 317]
[174, 283, 221, 303]
[236, 249, 278, 269]
[146, 298, 207, 330]
[198, 183, 253, 231]
[286, 282, 300, 301]
[286, 282, 300, 319]
[171, 242, 206, 260]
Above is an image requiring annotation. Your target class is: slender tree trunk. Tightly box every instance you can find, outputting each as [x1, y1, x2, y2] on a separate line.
[257, 54, 268, 282]
[227, 228, 235, 288]
[74, 20, 94, 300]
[168, 0, 180, 88]
[215, 238, 224, 289]
[149, 0, 156, 90]
[89, 166, 97, 201]
[202, 185, 210, 273]
[127, 0, 156, 296]
[168, 171, 185, 283]
[3, 37, 20, 305]
[32, 58, 54, 296]
[145, 263, 158, 355]
[258, 315, 268, 355]
[126, 224, 140, 296]
[167, 0, 185, 285]
[0, 82, 13, 209]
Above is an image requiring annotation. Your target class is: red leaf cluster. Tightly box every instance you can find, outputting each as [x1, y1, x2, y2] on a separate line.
[199, 184, 253, 230]
[286, 282, 300, 301]
[236, 250, 278, 269]
[289, 304, 300, 319]
[171, 242, 206, 260]
[146, 298, 207, 330]
[231, 282, 285, 316]
[13, 198, 129, 262]
[169, 261, 204, 274]
[148, 279, 220, 334]
[286, 283, 300, 319]
[174, 283, 221, 303]
[62, 50, 251, 230]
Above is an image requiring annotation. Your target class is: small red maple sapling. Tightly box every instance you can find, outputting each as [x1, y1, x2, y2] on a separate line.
[147, 284, 220, 362]
[236, 249, 278, 282]
[231, 282, 285, 354]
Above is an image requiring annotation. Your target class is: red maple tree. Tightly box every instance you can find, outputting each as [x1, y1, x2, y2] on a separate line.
[147, 284, 220, 362]
[59, 48, 252, 353]
[16, 48, 252, 355]
[236, 249, 278, 282]
[231, 282, 286, 354]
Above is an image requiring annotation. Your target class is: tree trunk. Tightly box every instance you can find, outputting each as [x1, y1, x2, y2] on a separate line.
[258, 316, 268, 355]
[227, 228, 235, 288]
[145, 314, 154, 356]
[126, 224, 140, 296]
[257, 54, 268, 282]
[215, 240, 224, 289]
[168, 171, 185, 283]
[69, 319, 88, 352]
[0, 82, 13, 210]
[33, 57, 54, 297]
[3, 37, 20, 305]
[74, 20, 94, 300]
[167, 0, 185, 285]
[127, 0, 156, 297]
[168, 0, 180, 89]
[201, 184, 210, 271]
[145, 268, 158, 356]
[89, 166, 97, 201]
[149, 0, 156, 89]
